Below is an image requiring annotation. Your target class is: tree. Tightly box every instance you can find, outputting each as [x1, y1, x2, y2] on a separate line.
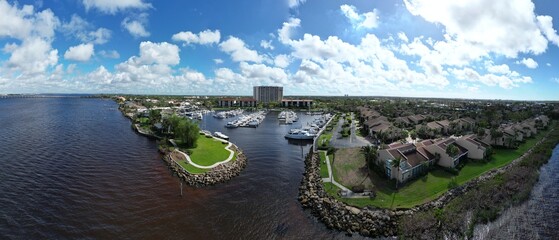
[149, 109, 161, 125]
[434, 152, 441, 165]
[173, 118, 200, 148]
[410, 131, 418, 141]
[391, 157, 402, 189]
[490, 128, 503, 145]
[328, 147, 338, 189]
[361, 145, 378, 170]
[446, 144, 460, 157]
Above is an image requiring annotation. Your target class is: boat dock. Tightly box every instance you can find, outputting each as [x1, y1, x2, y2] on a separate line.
[225, 111, 267, 128]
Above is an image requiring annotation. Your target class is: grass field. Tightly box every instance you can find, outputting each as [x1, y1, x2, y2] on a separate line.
[186, 137, 234, 166]
[178, 161, 209, 174]
[319, 151, 329, 178]
[327, 126, 552, 209]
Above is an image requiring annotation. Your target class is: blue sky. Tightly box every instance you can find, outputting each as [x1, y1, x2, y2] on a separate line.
[0, 0, 558, 100]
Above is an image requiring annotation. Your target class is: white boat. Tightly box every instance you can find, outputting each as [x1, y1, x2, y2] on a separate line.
[213, 112, 226, 119]
[285, 129, 316, 140]
[213, 132, 229, 140]
[225, 121, 238, 128]
[247, 119, 260, 127]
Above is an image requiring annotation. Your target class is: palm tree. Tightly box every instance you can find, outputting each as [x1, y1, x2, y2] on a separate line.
[361, 145, 378, 170]
[328, 147, 338, 189]
[391, 157, 402, 189]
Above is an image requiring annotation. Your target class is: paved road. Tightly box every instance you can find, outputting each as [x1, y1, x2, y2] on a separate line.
[330, 113, 372, 149]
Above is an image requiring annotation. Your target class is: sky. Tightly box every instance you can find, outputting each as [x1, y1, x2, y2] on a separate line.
[0, 0, 558, 100]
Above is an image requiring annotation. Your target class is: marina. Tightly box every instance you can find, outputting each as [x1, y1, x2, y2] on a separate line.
[222, 110, 267, 128]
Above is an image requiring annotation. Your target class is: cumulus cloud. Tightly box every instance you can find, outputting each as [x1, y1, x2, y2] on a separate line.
[99, 50, 120, 59]
[172, 29, 220, 46]
[5, 37, 58, 75]
[260, 40, 274, 50]
[450, 67, 532, 89]
[404, 0, 549, 58]
[219, 36, 264, 63]
[287, 0, 306, 8]
[61, 15, 111, 44]
[517, 58, 538, 69]
[213, 58, 223, 64]
[340, 4, 379, 29]
[274, 54, 291, 68]
[64, 43, 94, 62]
[537, 15, 559, 47]
[82, 0, 150, 14]
[0, 1, 59, 76]
[122, 13, 150, 38]
[278, 18, 301, 44]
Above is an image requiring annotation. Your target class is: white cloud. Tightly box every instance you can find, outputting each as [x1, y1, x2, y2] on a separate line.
[287, 0, 306, 8]
[82, 0, 150, 14]
[517, 58, 538, 69]
[278, 18, 301, 44]
[340, 5, 379, 29]
[99, 50, 120, 59]
[219, 36, 264, 63]
[397, 32, 409, 42]
[64, 43, 95, 62]
[547, 63, 551, 67]
[274, 54, 291, 68]
[451, 67, 532, 89]
[88, 28, 111, 44]
[404, 0, 549, 58]
[0, 1, 59, 40]
[213, 59, 223, 64]
[537, 15, 559, 47]
[122, 14, 150, 38]
[553, 78, 559, 84]
[135, 41, 180, 65]
[172, 29, 220, 46]
[260, 40, 274, 50]
[4, 37, 58, 75]
[60, 15, 111, 44]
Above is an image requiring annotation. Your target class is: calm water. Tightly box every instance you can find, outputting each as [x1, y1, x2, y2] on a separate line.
[473, 144, 559, 239]
[0, 97, 357, 239]
[0, 97, 556, 239]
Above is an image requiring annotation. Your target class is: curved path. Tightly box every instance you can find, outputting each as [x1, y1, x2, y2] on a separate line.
[174, 137, 236, 169]
[320, 151, 351, 192]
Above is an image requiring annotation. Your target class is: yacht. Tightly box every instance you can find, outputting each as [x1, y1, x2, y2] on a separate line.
[213, 112, 226, 119]
[285, 129, 316, 140]
[247, 119, 260, 127]
[213, 132, 229, 140]
[225, 121, 238, 128]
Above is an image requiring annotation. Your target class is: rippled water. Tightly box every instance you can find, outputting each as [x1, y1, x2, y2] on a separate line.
[473, 144, 559, 239]
[0, 97, 362, 239]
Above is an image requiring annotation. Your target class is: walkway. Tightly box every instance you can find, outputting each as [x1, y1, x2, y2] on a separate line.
[320, 151, 351, 192]
[172, 136, 236, 169]
[330, 113, 371, 148]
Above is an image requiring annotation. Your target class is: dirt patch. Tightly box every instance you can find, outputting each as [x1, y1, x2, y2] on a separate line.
[332, 147, 374, 190]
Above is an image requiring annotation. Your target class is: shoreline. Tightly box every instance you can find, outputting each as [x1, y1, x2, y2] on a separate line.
[117, 103, 248, 187]
[299, 127, 557, 238]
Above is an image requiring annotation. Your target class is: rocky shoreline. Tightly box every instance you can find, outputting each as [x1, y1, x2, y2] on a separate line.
[161, 145, 248, 187]
[118, 105, 248, 187]
[299, 130, 553, 238]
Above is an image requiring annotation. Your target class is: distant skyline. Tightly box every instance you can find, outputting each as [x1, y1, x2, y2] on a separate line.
[0, 0, 558, 100]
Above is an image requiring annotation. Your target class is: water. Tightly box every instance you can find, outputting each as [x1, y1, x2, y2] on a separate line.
[2, 97, 556, 239]
[0, 97, 357, 239]
[473, 144, 559, 239]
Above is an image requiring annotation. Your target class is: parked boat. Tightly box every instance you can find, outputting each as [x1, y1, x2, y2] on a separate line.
[225, 121, 238, 128]
[284, 129, 316, 140]
[213, 132, 229, 140]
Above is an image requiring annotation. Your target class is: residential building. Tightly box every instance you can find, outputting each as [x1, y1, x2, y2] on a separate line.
[253, 86, 283, 103]
[455, 135, 489, 160]
[422, 138, 468, 168]
[378, 143, 435, 183]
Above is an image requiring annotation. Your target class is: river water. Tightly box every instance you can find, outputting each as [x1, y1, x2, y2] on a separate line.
[473, 144, 559, 239]
[0, 97, 362, 239]
[0, 97, 556, 239]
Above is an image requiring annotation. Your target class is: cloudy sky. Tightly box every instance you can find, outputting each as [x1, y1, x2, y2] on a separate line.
[0, 0, 558, 100]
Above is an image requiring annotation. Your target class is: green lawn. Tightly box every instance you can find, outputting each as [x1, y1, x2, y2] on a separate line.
[319, 151, 329, 178]
[328, 126, 552, 209]
[186, 137, 234, 166]
[178, 160, 209, 174]
[318, 132, 333, 148]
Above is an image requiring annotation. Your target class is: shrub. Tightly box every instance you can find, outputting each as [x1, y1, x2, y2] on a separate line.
[352, 185, 365, 193]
